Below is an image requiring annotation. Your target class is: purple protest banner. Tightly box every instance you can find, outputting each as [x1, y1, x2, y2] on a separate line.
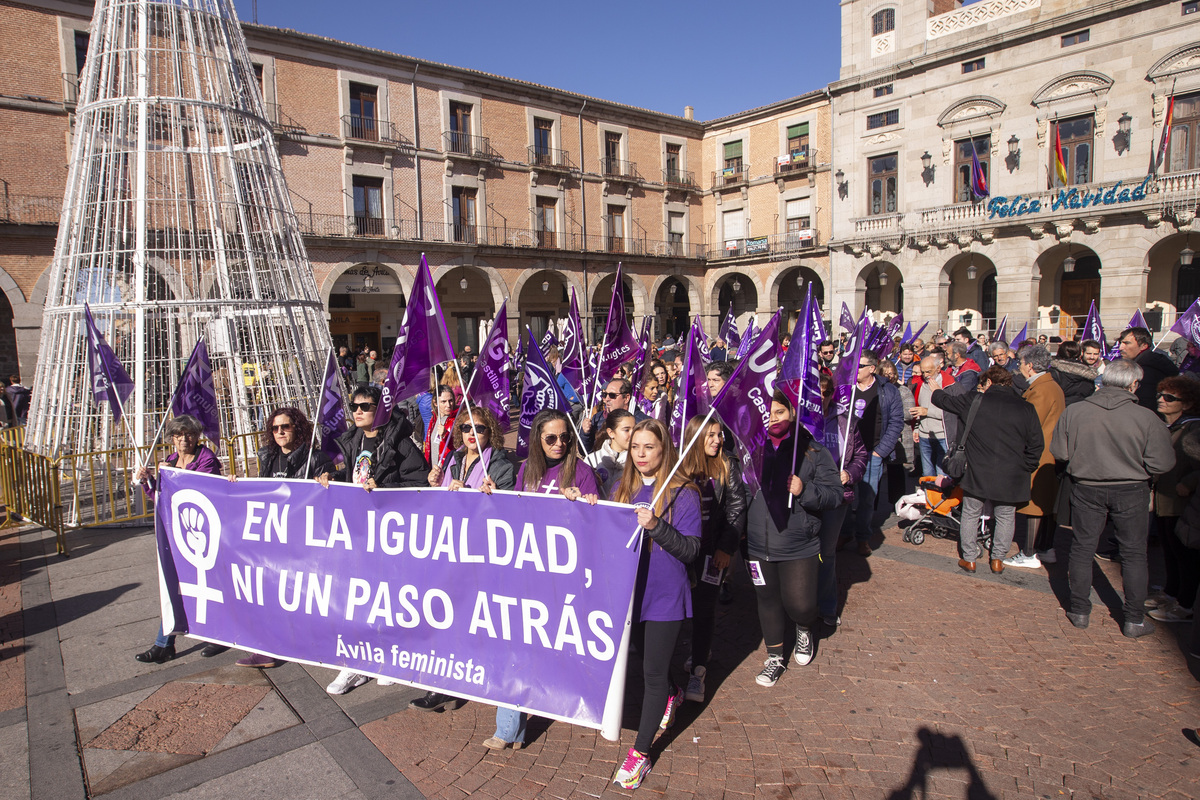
[719, 308, 741, 352]
[171, 337, 220, 444]
[669, 321, 712, 447]
[517, 329, 571, 459]
[1080, 300, 1106, 351]
[154, 469, 640, 738]
[83, 303, 135, 423]
[313, 349, 348, 466]
[712, 310, 782, 495]
[560, 288, 587, 398]
[465, 302, 512, 432]
[840, 302, 855, 333]
[377, 255, 456, 429]
[993, 315, 1008, 344]
[778, 285, 824, 442]
[736, 317, 757, 359]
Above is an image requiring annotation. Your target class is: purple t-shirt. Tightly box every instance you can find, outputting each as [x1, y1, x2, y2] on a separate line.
[514, 460, 600, 496]
[631, 483, 701, 622]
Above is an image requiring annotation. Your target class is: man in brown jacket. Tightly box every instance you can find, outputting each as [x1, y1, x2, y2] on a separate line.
[1007, 344, 1066, 569]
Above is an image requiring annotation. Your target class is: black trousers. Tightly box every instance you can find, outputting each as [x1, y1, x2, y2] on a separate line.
[633, 618, 683, 754]
[751, 556, 819, 650]
[1068, 482, 1149, 624]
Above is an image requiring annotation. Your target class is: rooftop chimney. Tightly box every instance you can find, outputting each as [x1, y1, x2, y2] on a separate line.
[930, 0, 962, 16]
[684, 105, 694, 120]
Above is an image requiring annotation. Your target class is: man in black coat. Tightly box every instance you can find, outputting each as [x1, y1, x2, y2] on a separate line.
[1116, 326, 1178, 411]
[932, 366, 1043, 575]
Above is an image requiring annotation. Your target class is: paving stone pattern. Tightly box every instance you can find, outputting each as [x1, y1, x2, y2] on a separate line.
[0, 526, 25, 714]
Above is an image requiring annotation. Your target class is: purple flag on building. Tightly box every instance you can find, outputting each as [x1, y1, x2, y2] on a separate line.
[171, 338, 220, 444]
[736, 317, 757, 359]
[517, 329, 571, 460]
[466, 301, 512, 432]
[593, 265, 643, 400]
[777, 285, 825, 441]
[840, 302, 855, 333]
[669, 322, 712, 447]
[712, 310, 782, 495]
[314, 349, 348, 465]
[993, 314, 1008, 345]
[1080, 300, 1106, 352]
[83, 303, 135, 423]
[719, 308, 741, 352]
[377, 255, 456, 429]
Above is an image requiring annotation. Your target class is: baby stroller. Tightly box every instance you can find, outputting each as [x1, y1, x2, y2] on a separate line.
[896, 476, 993, 553]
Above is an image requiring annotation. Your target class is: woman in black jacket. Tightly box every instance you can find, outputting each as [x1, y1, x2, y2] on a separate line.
[932, 366, 1043, 574]
[747, 391, 842, 688]
[678, 414, 747, 703]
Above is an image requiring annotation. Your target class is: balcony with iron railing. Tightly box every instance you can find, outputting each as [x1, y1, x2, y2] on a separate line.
[528, 146, 576, 173]
[663, 169, 696, 191]
[0, 191, 61, 226]
[341, 115, 413, 149]
[443, 131, 499, 161]
[601, 158, 639, 182]
[710, 229, 819, 260]
[774, 149, 814, 177]
[712, 165, 749, 190]
[266, 103, 306, 138]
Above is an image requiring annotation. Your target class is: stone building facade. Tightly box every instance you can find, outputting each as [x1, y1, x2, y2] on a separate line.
[829, 0, 1200, 339]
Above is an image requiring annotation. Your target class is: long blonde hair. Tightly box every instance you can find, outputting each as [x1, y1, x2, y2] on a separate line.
[612, 418, 696, 516]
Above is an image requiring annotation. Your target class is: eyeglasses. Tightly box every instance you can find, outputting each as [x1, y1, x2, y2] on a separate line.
[459, 423, 488, 434]
[1157, 392, 1181, 403]
[601, 391, 628, 400]
[542, 432, 573, 446]
[271, 423, 294, 433]
[349, 402, 377, 412]
[858, 363, 873, 369]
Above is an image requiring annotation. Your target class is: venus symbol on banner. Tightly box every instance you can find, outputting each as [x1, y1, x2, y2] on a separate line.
[170, 489, 224, 623]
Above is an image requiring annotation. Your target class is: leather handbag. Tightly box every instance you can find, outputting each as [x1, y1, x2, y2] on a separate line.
[941, 393, 983, 480]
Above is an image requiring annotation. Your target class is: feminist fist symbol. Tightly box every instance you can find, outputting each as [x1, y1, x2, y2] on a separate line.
[170, 489, 225, 624]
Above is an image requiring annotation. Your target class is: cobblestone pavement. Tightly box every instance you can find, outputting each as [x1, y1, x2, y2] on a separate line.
[2, 519, 1198, 800]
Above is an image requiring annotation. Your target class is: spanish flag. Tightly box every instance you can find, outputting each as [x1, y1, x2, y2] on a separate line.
[1052, 122, 1068, 187]
[1155, 95, 1176, 174]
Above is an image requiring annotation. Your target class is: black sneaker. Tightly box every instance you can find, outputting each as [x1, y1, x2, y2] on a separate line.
[755, 655, 786, 687]
[793, 626, 815, 666]
[1122, 619, 1156, 639]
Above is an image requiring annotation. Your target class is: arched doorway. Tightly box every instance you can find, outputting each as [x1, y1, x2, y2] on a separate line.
[656, 277, 691, 340]
[0, 290, 15, 378]
[715, 272, 758, 322]
[328, 264, 407, 353]
[437, 265, 496, 352]
[591, 272, 635, 341]
[777, 266, 825, 330]
[1146, 234, 1199, 332]
[861, 261, 902, 314]
[1037, 244, 1100, 339]
[518, 269, 570, 342]
[944, 254, 997, 333]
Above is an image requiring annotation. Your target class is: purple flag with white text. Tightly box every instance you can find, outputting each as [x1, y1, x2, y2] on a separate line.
[377, 255, 456, 429]
[778, 286, 824, 441]
[736, 317, 757, 359]
[559, 288, 587, 398]
[466, 301, 512, 432]
[172, 338, 220, 444]
[540, 325, 559, 354]
[315, 350, 348, 465]
[83, 304, 135, 423]
[1171, 300, 1200, 347]
[834, 315, 870, 417]
[719, 308, 741, 352]
[517, 330, 571, 459]
[712, 310, 782, 495]
[669, 322, 712, 447]
[1080, 300, 1106, 352]
[594, 265, 643, 396]
[692, 316, 712, 362]
[877, 313, 904, 359]
[840, 302, 855, 333]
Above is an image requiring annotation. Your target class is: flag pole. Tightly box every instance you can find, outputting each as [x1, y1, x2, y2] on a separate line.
[90, 308, 148, 469]
[304, 347, 334, 479]
[625, 406, 716, 549]
[839, 383, 858, 472]
[453, 358, 490, 478]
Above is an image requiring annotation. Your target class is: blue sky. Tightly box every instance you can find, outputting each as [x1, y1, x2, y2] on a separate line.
[234, 0, 844, 121]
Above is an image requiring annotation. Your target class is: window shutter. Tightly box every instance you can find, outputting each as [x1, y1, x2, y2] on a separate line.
[723, 208, 745, 240]
[669, 213, 685, 234]
[787, 123, 809, 139]
[785, 198, 810, 219]
[724, 141, 743, 160]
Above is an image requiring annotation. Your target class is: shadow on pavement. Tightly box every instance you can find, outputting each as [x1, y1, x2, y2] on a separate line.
[1, 583, 138, 638]
[886, 728, 999, 800]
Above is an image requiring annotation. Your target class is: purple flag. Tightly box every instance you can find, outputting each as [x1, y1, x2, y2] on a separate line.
[877, 313, 904, 359]
[377, 255, 456, 429]
[994, 315, 1008, 345]
[1080, 300, 1106, 352]
[1171, 300, 1200, 347]
[517, 329, 571, 459]
[736, 317, 757, 359]
[172, 338, 220, 444]
[539, 325, 559, 353]
[909, 321, 929, 345]
[899, 323, 913, 347]
[315, 350, 348, 465]
[83, 304, 135, 423]
[834, 315, 871, 417]
[466, 302, 512, 432]
[559, 288, 587, 397]
[669, 322, 712, 447]
[840, 302, 855, 333]
[691, 316, 713, 362]
[712, 310, 782, 495]
[1107, 309, 1151, 361]
[593, 265, 643, 400]
[1013, 322, 1029, 346]
[154, 469, 639, 735]
[719, 308, 741, 352]
[631, 316, 654, 390]
[778, 285, 825, 441]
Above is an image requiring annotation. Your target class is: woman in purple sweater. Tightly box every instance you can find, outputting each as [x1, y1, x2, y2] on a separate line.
[484, 409, 600, 750]
[132, 415, 224, 663]
[609, 418, 702, 789]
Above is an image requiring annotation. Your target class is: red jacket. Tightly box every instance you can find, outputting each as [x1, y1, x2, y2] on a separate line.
[910, 369, 955, 402]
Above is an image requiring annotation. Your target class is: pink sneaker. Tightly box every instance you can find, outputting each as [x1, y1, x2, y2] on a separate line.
[613, 747, 651, 789]
[659, 685, 684, 730]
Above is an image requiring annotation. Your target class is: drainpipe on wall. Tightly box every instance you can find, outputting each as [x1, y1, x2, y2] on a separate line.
[823, 86, 833, 318]
[411, 64, 422, 237]
[578, 100, 589, 326]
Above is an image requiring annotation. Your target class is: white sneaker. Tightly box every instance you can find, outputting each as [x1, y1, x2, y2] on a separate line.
[685, 666, 706, 702]
[1036, 549, 1057, 564]
[1003, 553, 1041, 569]
[326, 669, 369, 695]
[377, 677, 397, 686]
[793, 626, 815, 667]
[1145, 591, 1175, 610]
[1148, 604, 1193, 623]
[756, 655, 786, 687]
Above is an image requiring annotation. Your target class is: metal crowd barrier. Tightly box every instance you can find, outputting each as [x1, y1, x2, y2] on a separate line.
[0, 428, 264, 556]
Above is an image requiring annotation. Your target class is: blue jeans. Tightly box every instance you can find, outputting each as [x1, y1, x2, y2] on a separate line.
[154, 624, 174, 649]
[818, 504, 850, 619]
[845, 454, 885, 543]
[494, 707, 527, 744]
[918, 435, 946, 478]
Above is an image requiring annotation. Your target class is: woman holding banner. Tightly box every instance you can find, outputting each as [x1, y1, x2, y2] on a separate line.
[678, 415, 746, 703]
[132, 414, 223, 664]
[485, 409, 599, 750]
[585, 409, 634, 494]
[610, 419, 702, 789]
[747, 391, 843, 688]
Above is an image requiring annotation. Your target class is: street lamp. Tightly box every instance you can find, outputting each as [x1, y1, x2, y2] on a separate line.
[542, 279, 550, 292]
[878, 268, 889, 287]
[362, 274, 374, 290]
[459, 265, 468, 291]
[732, 277, 741, 292]
[920, 151, 935, 186]
[1182, 247, 1195, 267]
[966, 262, 978, 281]
[1006, 133, 1021, 171]
[1062, 252, 1076, 274]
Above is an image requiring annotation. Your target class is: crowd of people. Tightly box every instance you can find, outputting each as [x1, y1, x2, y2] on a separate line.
[131, 321, 1200, 788]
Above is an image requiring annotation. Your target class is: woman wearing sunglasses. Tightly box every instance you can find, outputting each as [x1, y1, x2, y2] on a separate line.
[609, 419, 702, 789]
[321, 385, 431, 696]
[483, 409, 599, 751]
[676, 414, 746, 704]
[1148, 377, 1200, 624]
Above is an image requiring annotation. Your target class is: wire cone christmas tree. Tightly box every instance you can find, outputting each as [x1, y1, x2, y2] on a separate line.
[27, 0, 333, 460]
